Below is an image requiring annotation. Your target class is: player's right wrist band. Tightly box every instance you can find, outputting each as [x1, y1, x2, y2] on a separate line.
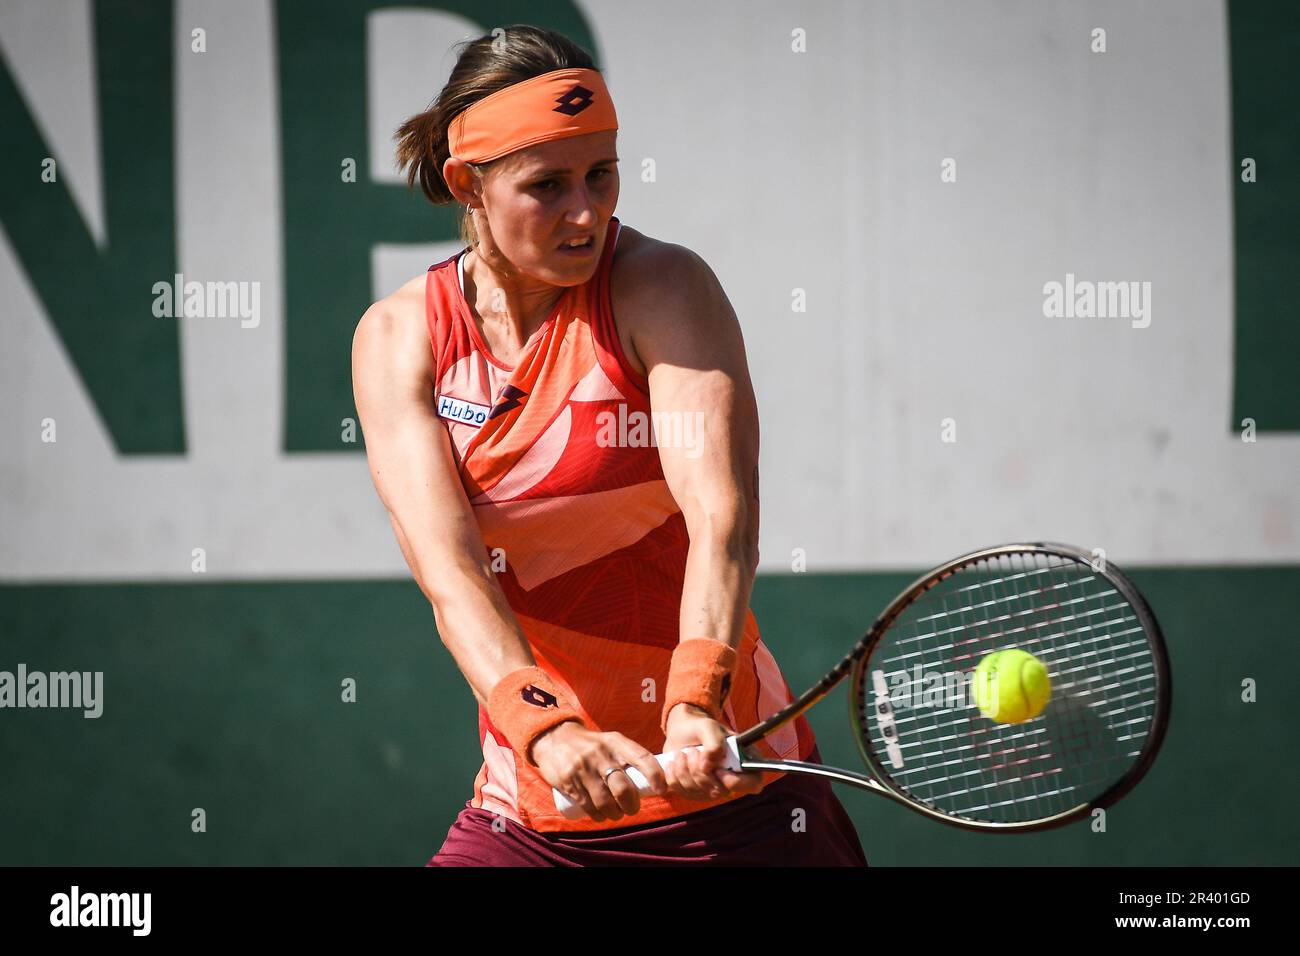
[487, 666, 590, 768]
[660, 638, 738, 733]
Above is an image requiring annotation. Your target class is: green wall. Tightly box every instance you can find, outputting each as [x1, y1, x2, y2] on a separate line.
[1, 567, 1293, 865]
[1230, 0, 1300, 431]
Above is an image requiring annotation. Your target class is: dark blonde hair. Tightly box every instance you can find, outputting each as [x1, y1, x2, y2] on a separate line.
[395, 25, 599, 248]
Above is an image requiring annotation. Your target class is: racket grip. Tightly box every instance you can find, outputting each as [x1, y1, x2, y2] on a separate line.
[552, 735, 744, 820]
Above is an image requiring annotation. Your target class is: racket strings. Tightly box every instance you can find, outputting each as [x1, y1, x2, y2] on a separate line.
[859, 550, 1160, 825]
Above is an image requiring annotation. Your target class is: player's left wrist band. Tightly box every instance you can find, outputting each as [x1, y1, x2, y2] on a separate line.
[487, 666, 591, 768]
[660, 638, 737, 733]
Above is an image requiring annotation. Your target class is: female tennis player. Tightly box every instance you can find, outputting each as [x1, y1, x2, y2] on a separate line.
[351, 25, 866, 866]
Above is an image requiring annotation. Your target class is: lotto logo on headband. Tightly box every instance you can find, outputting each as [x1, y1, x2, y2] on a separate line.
[553, 84, 595, 115]
[521, 685, 559, 709]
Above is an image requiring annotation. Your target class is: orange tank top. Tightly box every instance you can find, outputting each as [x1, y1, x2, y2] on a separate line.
[424, 216, 816, 832]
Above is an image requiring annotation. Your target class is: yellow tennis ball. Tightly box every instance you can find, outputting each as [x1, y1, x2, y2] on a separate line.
[973, 650, 1051, 723]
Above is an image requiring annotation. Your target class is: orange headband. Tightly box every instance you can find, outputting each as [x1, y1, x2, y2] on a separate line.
[448, 67, 618, 165]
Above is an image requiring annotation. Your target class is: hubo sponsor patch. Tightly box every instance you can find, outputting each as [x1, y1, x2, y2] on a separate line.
[437, 394, 490, 428]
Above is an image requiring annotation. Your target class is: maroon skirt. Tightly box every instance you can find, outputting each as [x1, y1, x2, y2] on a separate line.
[427, 746, 867, 867]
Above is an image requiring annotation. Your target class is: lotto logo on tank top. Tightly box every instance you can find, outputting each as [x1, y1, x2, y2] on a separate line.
[437, 394, 489, 428]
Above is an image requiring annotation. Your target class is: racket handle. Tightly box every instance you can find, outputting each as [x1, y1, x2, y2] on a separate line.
[552, 735, 744, 820]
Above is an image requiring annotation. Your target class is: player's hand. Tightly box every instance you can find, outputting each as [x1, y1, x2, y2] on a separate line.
[530, 720, 669, 823]
[662, 703, 766, 803]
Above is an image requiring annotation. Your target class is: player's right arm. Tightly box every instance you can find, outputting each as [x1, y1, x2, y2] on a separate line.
[349, 281, 666, 821]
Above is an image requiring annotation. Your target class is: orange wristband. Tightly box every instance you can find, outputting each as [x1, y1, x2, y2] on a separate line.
[487, 666, 589, 768]
[660, 638, 738, 733]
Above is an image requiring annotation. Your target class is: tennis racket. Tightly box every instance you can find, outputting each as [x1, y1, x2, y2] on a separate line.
[552, 542, 1171, 832]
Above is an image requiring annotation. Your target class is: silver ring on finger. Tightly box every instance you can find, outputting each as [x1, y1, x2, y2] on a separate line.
[601, 766, 624, 780]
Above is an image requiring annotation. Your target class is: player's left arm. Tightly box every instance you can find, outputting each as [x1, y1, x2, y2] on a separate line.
[624, 242, 764, 801]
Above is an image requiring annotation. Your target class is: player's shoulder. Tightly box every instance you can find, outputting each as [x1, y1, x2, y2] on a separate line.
[355, 272, 427, 337]
[613, 224, 713, 292]
[352, 271, 431, 360]
[611, 225, 722, 329]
